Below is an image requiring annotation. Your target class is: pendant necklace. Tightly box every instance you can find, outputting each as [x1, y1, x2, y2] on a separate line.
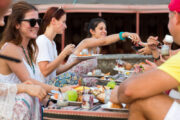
[21, 46, 35, 74]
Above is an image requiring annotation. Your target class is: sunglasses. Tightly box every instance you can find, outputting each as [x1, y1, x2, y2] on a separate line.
[20, 19, 41, 27]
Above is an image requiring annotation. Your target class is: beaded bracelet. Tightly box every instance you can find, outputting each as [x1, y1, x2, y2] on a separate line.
[119, 32, 126, 41]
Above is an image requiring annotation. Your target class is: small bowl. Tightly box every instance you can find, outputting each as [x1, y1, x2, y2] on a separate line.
[57, 100, 68, 107]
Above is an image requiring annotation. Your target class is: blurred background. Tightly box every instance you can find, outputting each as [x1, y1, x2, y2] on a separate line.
[1, 0, 177, 54]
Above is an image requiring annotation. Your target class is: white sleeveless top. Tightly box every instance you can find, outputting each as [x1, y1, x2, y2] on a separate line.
[0, 43, 41, 120]
[0, 59, 36, 84]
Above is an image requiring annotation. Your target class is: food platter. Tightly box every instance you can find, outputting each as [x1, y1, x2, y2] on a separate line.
[101, 104, 128, 112]
[50, 96, 99, 106]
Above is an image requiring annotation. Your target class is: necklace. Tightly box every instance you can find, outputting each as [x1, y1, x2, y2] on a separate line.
[21, 46, 35, 74]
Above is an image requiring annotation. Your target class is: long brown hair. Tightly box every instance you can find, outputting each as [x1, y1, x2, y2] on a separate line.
[0, 1, 38, 62]
[38, 7, 65, 35]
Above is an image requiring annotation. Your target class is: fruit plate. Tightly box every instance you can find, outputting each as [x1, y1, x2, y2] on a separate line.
[101, 104, 128, 112]
[72, 54, 102, 59]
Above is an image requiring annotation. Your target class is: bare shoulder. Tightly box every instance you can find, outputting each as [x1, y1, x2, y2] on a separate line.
[81, 38, 95, 43]
[1, 43, 22, 58]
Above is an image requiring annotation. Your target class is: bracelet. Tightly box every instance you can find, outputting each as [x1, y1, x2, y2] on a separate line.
[119, 32, 126, 41]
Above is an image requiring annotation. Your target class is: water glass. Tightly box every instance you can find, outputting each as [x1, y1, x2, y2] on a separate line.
[105, 89, 111, 104]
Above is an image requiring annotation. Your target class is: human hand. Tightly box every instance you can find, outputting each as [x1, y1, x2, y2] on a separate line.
[23, 80, 33, 84]
[61, 44, 75, 56]
[123, 32, 141, 45]
[138, 46, 152, 55]
[110, 86, 120, 104]
[147, 36, 159, 50]
[159, 52, 171, 63]
[61, 85, 78, 93]
[143, 59, 157, 71]
[25, 84, 47, 101]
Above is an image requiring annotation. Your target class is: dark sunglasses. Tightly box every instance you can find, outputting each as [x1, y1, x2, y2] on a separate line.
[20, 19, 41, 27]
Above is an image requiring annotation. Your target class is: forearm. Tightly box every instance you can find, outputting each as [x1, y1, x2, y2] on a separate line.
[41, 52, 67, 77]
[28, 78, 56, 93]
[74, 34, 120, 55]
[118, 74, 139, 103]
[16, 84, 26, 94]
[56, 60, 78, 74]
[118, 69, 178, 104]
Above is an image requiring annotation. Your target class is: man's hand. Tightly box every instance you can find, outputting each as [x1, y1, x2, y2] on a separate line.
[142, 59, 157, 71]
[147, 36, 159, 50]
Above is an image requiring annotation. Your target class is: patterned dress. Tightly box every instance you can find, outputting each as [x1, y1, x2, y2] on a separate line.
[0, 60, 41, 120]
[52, 54, 98, 87]
[0, 43, 41, 120]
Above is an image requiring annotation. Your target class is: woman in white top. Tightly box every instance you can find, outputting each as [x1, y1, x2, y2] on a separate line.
[0, 1, 47, 120]
[0, 1, 61, 119]
[36, 7, 82, 84]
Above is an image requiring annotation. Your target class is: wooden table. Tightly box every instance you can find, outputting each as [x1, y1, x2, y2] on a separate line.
[43, 104, 128, 120]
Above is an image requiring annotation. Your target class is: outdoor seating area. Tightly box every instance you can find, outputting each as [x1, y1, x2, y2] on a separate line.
[43, 106, 128, 120]
[1, 0, 180, 120]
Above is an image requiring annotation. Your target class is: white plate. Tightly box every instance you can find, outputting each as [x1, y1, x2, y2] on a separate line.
[72, 54, 102, 59]
[101, 104, 128, 112]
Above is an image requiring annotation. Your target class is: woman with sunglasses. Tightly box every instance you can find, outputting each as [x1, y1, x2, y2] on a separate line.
[37, 7, 84, 85]
[0, 1, 47, 120]
[0, 1, 64, 119]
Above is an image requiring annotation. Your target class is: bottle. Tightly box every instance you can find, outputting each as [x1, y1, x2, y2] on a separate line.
[82, 89, 91, 109]
[161, 45, 169, 56]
